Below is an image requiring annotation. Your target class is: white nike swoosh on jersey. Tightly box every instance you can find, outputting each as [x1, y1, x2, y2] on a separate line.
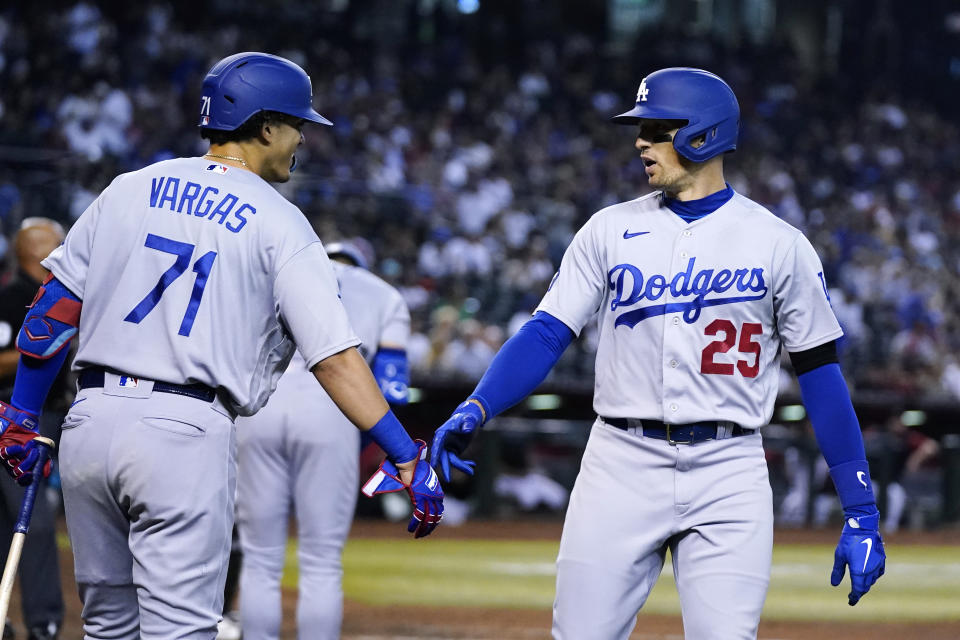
[857, 471, 867, 489]
[861, 537, 872, 572]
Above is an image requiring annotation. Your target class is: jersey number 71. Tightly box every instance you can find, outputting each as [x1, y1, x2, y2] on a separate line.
[123, 233, 217, 337]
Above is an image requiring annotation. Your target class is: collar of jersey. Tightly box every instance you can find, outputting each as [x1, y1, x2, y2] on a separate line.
[662, 183, 734, 223]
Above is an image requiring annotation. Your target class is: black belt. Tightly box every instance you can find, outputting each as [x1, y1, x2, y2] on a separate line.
[78, 368, 218, 403]
[602, 417, 754, 444]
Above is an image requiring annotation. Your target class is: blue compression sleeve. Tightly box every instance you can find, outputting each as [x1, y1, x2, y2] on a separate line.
[798, 363, 876, 513]
[12, 349, 71, 416]
[469, 311, 574, 419]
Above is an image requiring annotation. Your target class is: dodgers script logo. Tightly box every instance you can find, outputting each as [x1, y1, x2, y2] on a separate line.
[608, 257, 767, 327]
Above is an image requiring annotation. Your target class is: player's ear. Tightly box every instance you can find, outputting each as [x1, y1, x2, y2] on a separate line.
[258, 120, 276, 144]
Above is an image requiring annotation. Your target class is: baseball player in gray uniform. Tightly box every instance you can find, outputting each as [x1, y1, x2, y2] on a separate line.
[0, 52, 442, 639]
[430, 68, 885, 639]
[235, 241, 411, 640]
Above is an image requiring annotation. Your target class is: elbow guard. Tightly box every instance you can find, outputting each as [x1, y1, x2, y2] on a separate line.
[17, 275, 82, 360]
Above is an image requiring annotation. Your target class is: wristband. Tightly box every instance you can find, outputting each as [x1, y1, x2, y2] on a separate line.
[367, 410, 419, 464]
[464, 396, 488, 425]
[828, 459, 877, 511]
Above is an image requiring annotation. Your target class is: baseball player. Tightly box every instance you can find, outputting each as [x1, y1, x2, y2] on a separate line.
[234, 240, 411, 640]
[431, 67, 885, 639]
[0, 52, 442, 639]
[0, 219, 67, 640]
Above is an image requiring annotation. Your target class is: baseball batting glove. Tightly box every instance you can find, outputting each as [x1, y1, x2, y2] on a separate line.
[430, 400, 483, 482]
[362, 440, 444, 538]
[0, 401, 51, 487]
[831, 511, 886, 605]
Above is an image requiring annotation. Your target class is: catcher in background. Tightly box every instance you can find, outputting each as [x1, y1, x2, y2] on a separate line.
[232, 241, 412, 640]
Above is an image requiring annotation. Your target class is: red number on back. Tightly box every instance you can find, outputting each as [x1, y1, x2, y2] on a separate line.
[700, 319, 736, 375]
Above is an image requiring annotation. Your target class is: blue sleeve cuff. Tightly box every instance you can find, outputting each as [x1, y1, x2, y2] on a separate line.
[367, 410, 419, 464]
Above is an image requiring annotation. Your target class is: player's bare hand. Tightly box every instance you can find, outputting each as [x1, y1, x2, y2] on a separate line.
[430, 400, 483, 482]
[0, 401, 52, 487]
[831, 511, 886, 605]
[395, 457, 416, 486]
[362, 440, 444, 538]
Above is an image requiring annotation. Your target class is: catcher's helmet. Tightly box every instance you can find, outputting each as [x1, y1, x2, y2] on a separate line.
[612, 67, 739, 162]
[325, 241, 369, 270]
[199, 52, 332, 130]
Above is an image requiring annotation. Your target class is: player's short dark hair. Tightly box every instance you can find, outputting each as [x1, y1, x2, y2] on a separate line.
[200, 110, 298, 145]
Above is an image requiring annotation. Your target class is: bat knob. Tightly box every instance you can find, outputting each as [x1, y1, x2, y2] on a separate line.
[32, 436, 56, 451]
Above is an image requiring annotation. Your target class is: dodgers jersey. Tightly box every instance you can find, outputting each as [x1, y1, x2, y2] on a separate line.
[537, 191, 843, 429]
[43, 157, 359, 416]
[281, 261, 410, 379]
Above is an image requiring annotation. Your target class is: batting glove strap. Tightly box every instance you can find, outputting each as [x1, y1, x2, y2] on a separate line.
[831, 510, 885, 606]
[0, 401, 49, 486]
[361, 440, 445, 539]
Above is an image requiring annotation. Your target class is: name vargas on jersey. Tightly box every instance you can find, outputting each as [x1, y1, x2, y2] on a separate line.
[608, 256, 767, 327]
[148, 176, 256, 234]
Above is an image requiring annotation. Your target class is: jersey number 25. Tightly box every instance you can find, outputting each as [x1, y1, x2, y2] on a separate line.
[700, 319, 761, 378]
[124, 234, 217, 338]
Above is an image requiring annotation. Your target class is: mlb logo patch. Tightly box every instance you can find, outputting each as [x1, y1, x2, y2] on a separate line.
[118, 376, 139, 388]
[206, 164, 228, 174]
[201, 115, 210, 125]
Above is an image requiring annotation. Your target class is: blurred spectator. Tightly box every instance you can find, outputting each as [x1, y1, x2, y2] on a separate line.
[2, 5, 960, 399]
[874, 416, 942, 532]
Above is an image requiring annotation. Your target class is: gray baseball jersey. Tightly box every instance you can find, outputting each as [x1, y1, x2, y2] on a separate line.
[43, 157, 359, 417]
[236, 261, 410, 640]
[540, 191, 842, 639]
[48, 157, 359, 638]
[537, 191, 842, 428]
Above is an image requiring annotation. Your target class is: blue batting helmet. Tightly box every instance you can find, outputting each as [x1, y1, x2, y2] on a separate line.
[611, 67, 739, 162]
[199, 52, 332, 131]
[325, 241, 369, 270]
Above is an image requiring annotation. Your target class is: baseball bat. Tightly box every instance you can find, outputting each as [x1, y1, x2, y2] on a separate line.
[0, 436, 55, 622]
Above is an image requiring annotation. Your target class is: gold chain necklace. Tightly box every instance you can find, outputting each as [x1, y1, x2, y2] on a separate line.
[203, 153, 248, 167]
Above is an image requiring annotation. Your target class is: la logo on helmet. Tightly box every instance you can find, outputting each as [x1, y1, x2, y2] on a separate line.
[636, 79, 649, 102]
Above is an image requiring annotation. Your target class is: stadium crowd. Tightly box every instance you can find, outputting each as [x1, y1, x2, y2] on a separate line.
[2, 2, 960, 403]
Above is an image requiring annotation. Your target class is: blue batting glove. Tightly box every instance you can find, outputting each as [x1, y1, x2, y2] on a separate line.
[831, 511, 886, 605]
[362, 440, 444, 538]
[430, 400, 484, 482]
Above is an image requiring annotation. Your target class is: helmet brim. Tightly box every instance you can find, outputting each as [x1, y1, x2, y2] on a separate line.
[610, 105, 689, 126]
[304, 109, 333, 126]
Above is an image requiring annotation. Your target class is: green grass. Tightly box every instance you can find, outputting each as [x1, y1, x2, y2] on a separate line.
[278, 538, 960, 623]
[60, 531, 956, 622]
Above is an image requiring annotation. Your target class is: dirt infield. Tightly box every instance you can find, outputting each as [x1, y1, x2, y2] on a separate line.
[341, 603, 960, 640]
[9, 519, 957, 639]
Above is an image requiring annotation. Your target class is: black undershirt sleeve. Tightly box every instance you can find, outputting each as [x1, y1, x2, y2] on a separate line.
[788, 340, 839, 375]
